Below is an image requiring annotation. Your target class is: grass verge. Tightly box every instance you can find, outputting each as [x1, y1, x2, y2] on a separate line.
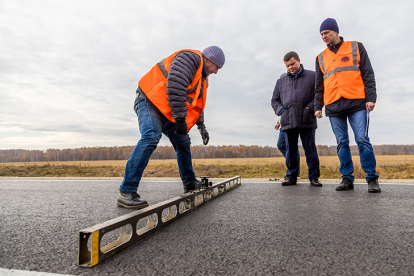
[1, 156, 414, 179]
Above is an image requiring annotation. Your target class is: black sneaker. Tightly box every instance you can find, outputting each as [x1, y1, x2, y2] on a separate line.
[368, 178, 381, 193]
[117, 192, 149, 209]
[183, 180, 205, 193]
[310, 179, 322, 187]
[282, 177, 297, 186]
[336, 177, 354, 191]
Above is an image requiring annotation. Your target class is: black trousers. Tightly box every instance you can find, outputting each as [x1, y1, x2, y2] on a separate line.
[284, 128, 320, 181]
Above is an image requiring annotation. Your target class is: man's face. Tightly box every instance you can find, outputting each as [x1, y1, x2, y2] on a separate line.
[284, 57, 301, 74]
[205, 59, 220, 75]
[320, 30, 339, 45]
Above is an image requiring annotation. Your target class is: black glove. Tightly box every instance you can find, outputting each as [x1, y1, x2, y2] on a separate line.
[198, 124, 210, 145]
[175, 117, 187, 136]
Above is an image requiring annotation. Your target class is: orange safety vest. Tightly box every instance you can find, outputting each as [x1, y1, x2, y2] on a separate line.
[318, 41, 365, 106]
[138, 49, 208, 131]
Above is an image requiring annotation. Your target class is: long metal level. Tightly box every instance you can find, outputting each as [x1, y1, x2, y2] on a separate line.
[78, 176, 241, 267]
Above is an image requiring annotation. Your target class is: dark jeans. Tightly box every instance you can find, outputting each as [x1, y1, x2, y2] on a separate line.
[284, 128, 320, 181]
[119, 92, 197, 193]
[277, 130, 300, 176]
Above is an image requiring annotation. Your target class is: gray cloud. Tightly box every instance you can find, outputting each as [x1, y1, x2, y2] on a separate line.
[1, 0, 413, 150]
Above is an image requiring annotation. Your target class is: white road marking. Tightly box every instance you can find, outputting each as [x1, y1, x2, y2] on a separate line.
[0, 268, 74, 276]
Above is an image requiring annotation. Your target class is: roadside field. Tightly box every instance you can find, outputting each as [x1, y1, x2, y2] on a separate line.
[1, 155, 414, 179]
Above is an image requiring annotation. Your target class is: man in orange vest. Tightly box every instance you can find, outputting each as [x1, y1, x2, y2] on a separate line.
[314, 18, 381, 193]
[117, 46, 225, 209]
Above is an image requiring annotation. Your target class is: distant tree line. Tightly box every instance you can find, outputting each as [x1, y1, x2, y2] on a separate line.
[1, 144, 414, 163]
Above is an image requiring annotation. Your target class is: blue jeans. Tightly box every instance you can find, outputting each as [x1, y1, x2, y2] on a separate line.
[119, 92, 197, 192]
[277, 130, 300, 176]
[329, 109, 379, 182]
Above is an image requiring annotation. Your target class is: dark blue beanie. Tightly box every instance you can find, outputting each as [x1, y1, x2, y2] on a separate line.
[320, 18, 339, 33]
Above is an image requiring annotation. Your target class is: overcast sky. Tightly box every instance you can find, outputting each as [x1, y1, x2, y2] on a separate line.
[1, 0, 413, 150]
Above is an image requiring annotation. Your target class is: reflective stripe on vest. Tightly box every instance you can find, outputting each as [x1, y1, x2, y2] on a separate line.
[138, 49, 208, 131]
[318, 41, 365, 106]
[319, 41, 360, 79]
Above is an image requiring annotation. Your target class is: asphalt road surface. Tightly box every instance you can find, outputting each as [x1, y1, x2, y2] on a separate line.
[0, 179, 413, 275]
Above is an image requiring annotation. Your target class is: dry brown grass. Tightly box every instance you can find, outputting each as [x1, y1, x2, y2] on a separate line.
[1, 155, 414, 179]
[1, 160, 128, 167]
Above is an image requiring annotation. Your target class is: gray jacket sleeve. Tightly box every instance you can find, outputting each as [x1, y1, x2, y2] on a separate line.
[196, 111, 205, 127]
[166, 51, 201, 120]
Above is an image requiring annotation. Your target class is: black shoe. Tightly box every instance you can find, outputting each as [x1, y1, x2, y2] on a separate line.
[368, 178, 381, 193]
[184, 180, 203, 193]
[282, 177, 297, 186]
[117, 192, 149, 209]
[310, 179, 322, 187]
[336, 177, 354, 191]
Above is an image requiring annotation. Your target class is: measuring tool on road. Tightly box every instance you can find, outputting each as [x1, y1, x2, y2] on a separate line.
[78, 176, 241, 267]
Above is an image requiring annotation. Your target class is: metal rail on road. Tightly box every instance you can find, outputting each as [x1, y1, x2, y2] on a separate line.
[78, 176, 241, 267]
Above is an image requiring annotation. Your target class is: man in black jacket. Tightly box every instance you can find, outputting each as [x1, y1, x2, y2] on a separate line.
[314, 18, 380, 193]
[271, 51, 322, 187]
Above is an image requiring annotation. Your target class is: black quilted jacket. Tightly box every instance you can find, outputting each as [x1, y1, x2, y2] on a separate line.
[271, 65, 318, 131]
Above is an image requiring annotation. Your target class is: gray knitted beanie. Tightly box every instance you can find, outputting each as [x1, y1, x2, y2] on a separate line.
[202, 46, 225, 68]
